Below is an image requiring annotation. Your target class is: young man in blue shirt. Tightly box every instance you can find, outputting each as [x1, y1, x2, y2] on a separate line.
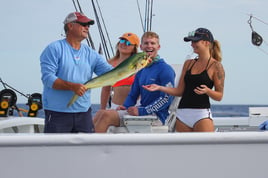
[94, 31, 175, 132]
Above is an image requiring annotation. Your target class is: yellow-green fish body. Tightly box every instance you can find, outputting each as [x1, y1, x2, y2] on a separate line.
[67, 52, 150, 107]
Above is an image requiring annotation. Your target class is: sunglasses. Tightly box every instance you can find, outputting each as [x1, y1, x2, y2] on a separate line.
[73, 21, 90, 27]
[119, 39, 133, 46]
[188, 31, 209, 38]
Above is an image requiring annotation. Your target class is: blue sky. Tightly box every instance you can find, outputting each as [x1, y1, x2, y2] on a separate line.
[1, 0, 268, 105]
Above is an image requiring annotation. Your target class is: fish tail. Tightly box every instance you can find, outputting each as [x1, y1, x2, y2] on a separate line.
[67, 94, 79, 107]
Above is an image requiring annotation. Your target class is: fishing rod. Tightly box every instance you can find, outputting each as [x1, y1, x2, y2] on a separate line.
[91, 0, 113, 60]
[0, 78, 29, 99]
[136, 0, 145, 32]
[72, 0, 96, 50]
[95, 0, 114, 57]
[148, 0, 153, 31]
[247, 14, 268, 55]
[137, 0, 154, 32]
[145, 0, 154, 32]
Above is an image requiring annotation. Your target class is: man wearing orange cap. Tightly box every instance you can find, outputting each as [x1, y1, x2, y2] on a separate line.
[40, 12, 113, 133]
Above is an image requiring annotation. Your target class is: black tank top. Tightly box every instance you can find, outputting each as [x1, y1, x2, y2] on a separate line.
[178, 58, 214, 109]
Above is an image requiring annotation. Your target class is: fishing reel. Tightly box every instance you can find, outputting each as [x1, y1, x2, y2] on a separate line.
[26, 93, 42, 117]
[0, 89, 17, 117]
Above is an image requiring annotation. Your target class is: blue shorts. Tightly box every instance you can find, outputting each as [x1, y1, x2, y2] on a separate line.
[44, 107, 94, 133]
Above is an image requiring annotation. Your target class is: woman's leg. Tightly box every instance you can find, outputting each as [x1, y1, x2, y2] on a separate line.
[193, 118, 214, 132]
[175, 118, 193, 132]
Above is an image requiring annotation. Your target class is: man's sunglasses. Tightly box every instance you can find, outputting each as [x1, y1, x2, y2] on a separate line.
[73, 21, 90, 27]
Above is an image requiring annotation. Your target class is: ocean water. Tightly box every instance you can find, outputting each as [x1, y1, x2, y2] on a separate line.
[11, 104, 268, 118]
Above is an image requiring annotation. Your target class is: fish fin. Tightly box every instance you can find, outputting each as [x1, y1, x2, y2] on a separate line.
[67, 94, 79, 107]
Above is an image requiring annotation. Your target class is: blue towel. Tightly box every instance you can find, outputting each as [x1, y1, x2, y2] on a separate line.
[259, 120, 268, 130]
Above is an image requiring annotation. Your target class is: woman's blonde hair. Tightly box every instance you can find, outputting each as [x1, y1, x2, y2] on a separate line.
[210, 40, 222, 62]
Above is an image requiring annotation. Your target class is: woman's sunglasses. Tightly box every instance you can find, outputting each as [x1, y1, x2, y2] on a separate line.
[119, 39, 133, 46]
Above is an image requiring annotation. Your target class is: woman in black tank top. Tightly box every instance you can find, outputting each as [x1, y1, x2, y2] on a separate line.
[142, 28, 225, 132]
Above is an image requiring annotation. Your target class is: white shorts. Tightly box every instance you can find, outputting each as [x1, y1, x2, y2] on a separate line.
[176, 108, 213, 128]
[110, 102, 119, 110]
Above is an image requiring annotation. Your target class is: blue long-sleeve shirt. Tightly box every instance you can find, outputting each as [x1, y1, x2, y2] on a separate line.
[123, 58, 175, 124]
[40, 39, 113, 112]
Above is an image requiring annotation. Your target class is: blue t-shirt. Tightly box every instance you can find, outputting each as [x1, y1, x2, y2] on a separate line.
[123, 58, 175, 124]
[40, 39, 113, 112]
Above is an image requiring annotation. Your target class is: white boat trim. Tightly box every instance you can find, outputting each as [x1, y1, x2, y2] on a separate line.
[0, 132, 267, 178]
[0, 116, 44, 133]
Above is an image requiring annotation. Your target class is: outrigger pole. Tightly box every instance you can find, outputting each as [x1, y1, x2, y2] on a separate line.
[91, 0, 114, 59]
[137, 0, 154, 32]
[0, 78, 29, 99]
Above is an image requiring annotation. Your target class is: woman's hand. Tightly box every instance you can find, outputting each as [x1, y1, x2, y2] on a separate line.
[194, 84, 208, 95]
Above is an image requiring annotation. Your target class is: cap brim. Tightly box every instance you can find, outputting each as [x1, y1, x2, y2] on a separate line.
[183, 36, 201, 42]
[88, 20, 95, 25]
[77, 16, 95, 25]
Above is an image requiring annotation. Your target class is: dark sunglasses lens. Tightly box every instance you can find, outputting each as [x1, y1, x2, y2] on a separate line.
[76, 22, 89, 27]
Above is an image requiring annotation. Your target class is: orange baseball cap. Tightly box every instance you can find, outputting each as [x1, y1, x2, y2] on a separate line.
[119, 33, 140, 46]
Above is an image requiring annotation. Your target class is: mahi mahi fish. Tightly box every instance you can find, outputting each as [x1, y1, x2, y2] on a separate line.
[67, 52, 150, 107]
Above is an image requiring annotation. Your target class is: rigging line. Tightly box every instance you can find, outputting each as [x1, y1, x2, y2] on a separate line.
[96, 0, 114, 56]
[252, 16, 268, 26]
[73, 0, 95, 49]
[0, 78, 29, 98]
[246, 13, 268, 28]
[257, 47, 268, 56]
[72, 0, 78, 11]
[149, 0, 153, 31]
[74, 0, 91, 47]
[0, 78, 6, 88]
[91, 0, 109, 59]
[147, 0, 151, 31]
[91, 0, 110, 59]
[247, 15, 268, 46]
[136, 0, 145, 32]
[76, 0, 83, 13]
[144, 0, 148, 32]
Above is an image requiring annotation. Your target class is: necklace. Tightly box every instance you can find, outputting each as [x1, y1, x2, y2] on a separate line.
[192, 55, 211, 74]
[71, 48, 81, 64]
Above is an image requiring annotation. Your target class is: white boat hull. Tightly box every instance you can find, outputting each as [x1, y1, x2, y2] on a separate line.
[0, 132, 267, 178]
[0, 117, 44, 133]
